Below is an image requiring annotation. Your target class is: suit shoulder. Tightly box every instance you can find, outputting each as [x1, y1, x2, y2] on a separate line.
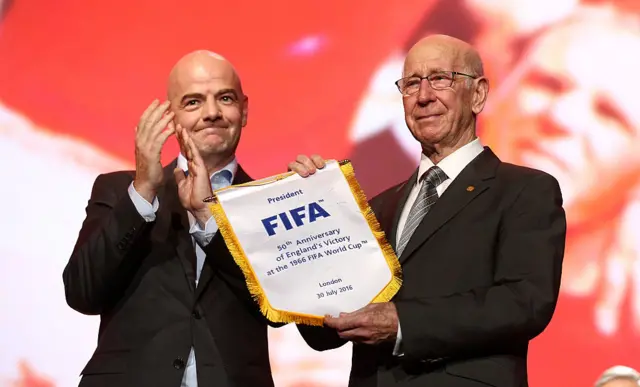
[93, 169, 136, 185]
[497, 162, 559, 186]
[371, 180, 408, 204]
[496, 162, 563, 206]
[89, 170, 136, 196]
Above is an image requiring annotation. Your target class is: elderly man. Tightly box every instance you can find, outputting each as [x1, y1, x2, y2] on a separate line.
[291, 34, 566, 386]
[63, 51, 279, 387]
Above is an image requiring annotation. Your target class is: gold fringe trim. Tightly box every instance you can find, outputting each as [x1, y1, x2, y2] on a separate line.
[207, 159, 402, 326]
[338, 160, 403, 303]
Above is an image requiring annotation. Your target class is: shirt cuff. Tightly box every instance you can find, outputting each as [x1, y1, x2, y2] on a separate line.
[190, 215, 217, 247]
[127, 182, 159, 222]
[393, 322, 404, 356]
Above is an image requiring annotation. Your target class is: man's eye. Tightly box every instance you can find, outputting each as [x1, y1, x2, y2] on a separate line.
[185, 100, 199, 106]
[430, 74, 450, 81]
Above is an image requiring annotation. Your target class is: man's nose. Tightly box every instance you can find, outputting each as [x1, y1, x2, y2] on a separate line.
[203, 97, 221, 121]
[417, 79, 436, 105]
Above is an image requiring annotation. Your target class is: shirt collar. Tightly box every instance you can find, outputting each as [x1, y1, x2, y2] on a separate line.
[417, 138, 484, 183]
[176, 153, 237, 185]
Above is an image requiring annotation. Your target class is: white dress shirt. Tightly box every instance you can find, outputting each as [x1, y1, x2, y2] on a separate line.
[393, 138, 485, 355]
[127, 154, 238, 387]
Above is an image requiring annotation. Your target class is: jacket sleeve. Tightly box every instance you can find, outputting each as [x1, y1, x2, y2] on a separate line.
[296, 325, 348, 351]
[63, 173, 154, 315]
[395, 173, 566, 361]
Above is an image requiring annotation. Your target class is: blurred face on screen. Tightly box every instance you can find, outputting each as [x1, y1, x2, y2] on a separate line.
[400, 37, 486, 150]
[0, 0, 5, 30]
[168, 52, 248, 160]
[493, 16, 640, 204]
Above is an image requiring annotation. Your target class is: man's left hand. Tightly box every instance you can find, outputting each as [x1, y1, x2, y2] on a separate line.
[173, 123, 213, 226]
[324, 302, 399, 345]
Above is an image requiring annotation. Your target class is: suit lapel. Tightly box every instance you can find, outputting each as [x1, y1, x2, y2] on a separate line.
[155, 160, 197, 293]
[195, 164, 253, 300]
[398, 147, 500, 264]
[386, 170, 418, 252]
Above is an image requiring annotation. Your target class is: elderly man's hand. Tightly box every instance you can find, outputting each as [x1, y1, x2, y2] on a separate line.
[287, 154, 327, 177]
[324, 302, 399, 345]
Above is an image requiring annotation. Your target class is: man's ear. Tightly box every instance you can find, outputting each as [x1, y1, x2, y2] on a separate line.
[471, 77, 489, 115]
[242, 96, 249, 127]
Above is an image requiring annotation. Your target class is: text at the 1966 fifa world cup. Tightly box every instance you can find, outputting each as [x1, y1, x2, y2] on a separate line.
[259, 197, 370, 299]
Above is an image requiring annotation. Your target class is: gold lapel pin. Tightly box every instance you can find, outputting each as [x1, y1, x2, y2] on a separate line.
[466, 186, 475, 192]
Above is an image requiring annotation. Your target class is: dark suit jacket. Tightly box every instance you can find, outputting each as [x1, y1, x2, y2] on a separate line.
[63, 160, 277, 387]
[299, 147, 566, 387]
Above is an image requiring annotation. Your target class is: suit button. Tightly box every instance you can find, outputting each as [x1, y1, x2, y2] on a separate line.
[192, 309, 202, 319]
[173, 357, 185, 370]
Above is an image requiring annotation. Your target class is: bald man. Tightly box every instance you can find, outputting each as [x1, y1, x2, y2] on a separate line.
[293, 35, 566, 386]
[63, 51, 279, 387]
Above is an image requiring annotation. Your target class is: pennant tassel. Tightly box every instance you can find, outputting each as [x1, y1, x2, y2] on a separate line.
[338, 161, 403, 303]
[208, 160, 402, 326]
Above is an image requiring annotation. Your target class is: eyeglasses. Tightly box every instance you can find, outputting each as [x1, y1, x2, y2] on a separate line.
[395, 71, 478, 96]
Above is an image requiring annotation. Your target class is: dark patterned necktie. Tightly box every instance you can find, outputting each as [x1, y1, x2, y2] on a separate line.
[396, 166, 448, 257]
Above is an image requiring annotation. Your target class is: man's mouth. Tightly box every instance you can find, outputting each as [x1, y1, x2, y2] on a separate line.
[415, 113, 442, 121]
[196, 125, 227, 132]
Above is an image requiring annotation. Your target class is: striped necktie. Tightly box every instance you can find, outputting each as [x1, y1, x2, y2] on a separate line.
[396, 166, 448, 257]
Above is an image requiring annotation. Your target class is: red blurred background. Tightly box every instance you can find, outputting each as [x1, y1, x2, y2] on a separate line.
[1, 0, 639, 386]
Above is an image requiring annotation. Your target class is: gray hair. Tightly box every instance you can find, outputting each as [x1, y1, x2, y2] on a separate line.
[595, 366, 640, 387]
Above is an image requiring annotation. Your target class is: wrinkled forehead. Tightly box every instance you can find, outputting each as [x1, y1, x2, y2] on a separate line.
[403, 44, 465, 76]
[527, 21, 640, 127]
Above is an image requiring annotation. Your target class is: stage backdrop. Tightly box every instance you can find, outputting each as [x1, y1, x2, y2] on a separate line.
[1, 0, 640, 386]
